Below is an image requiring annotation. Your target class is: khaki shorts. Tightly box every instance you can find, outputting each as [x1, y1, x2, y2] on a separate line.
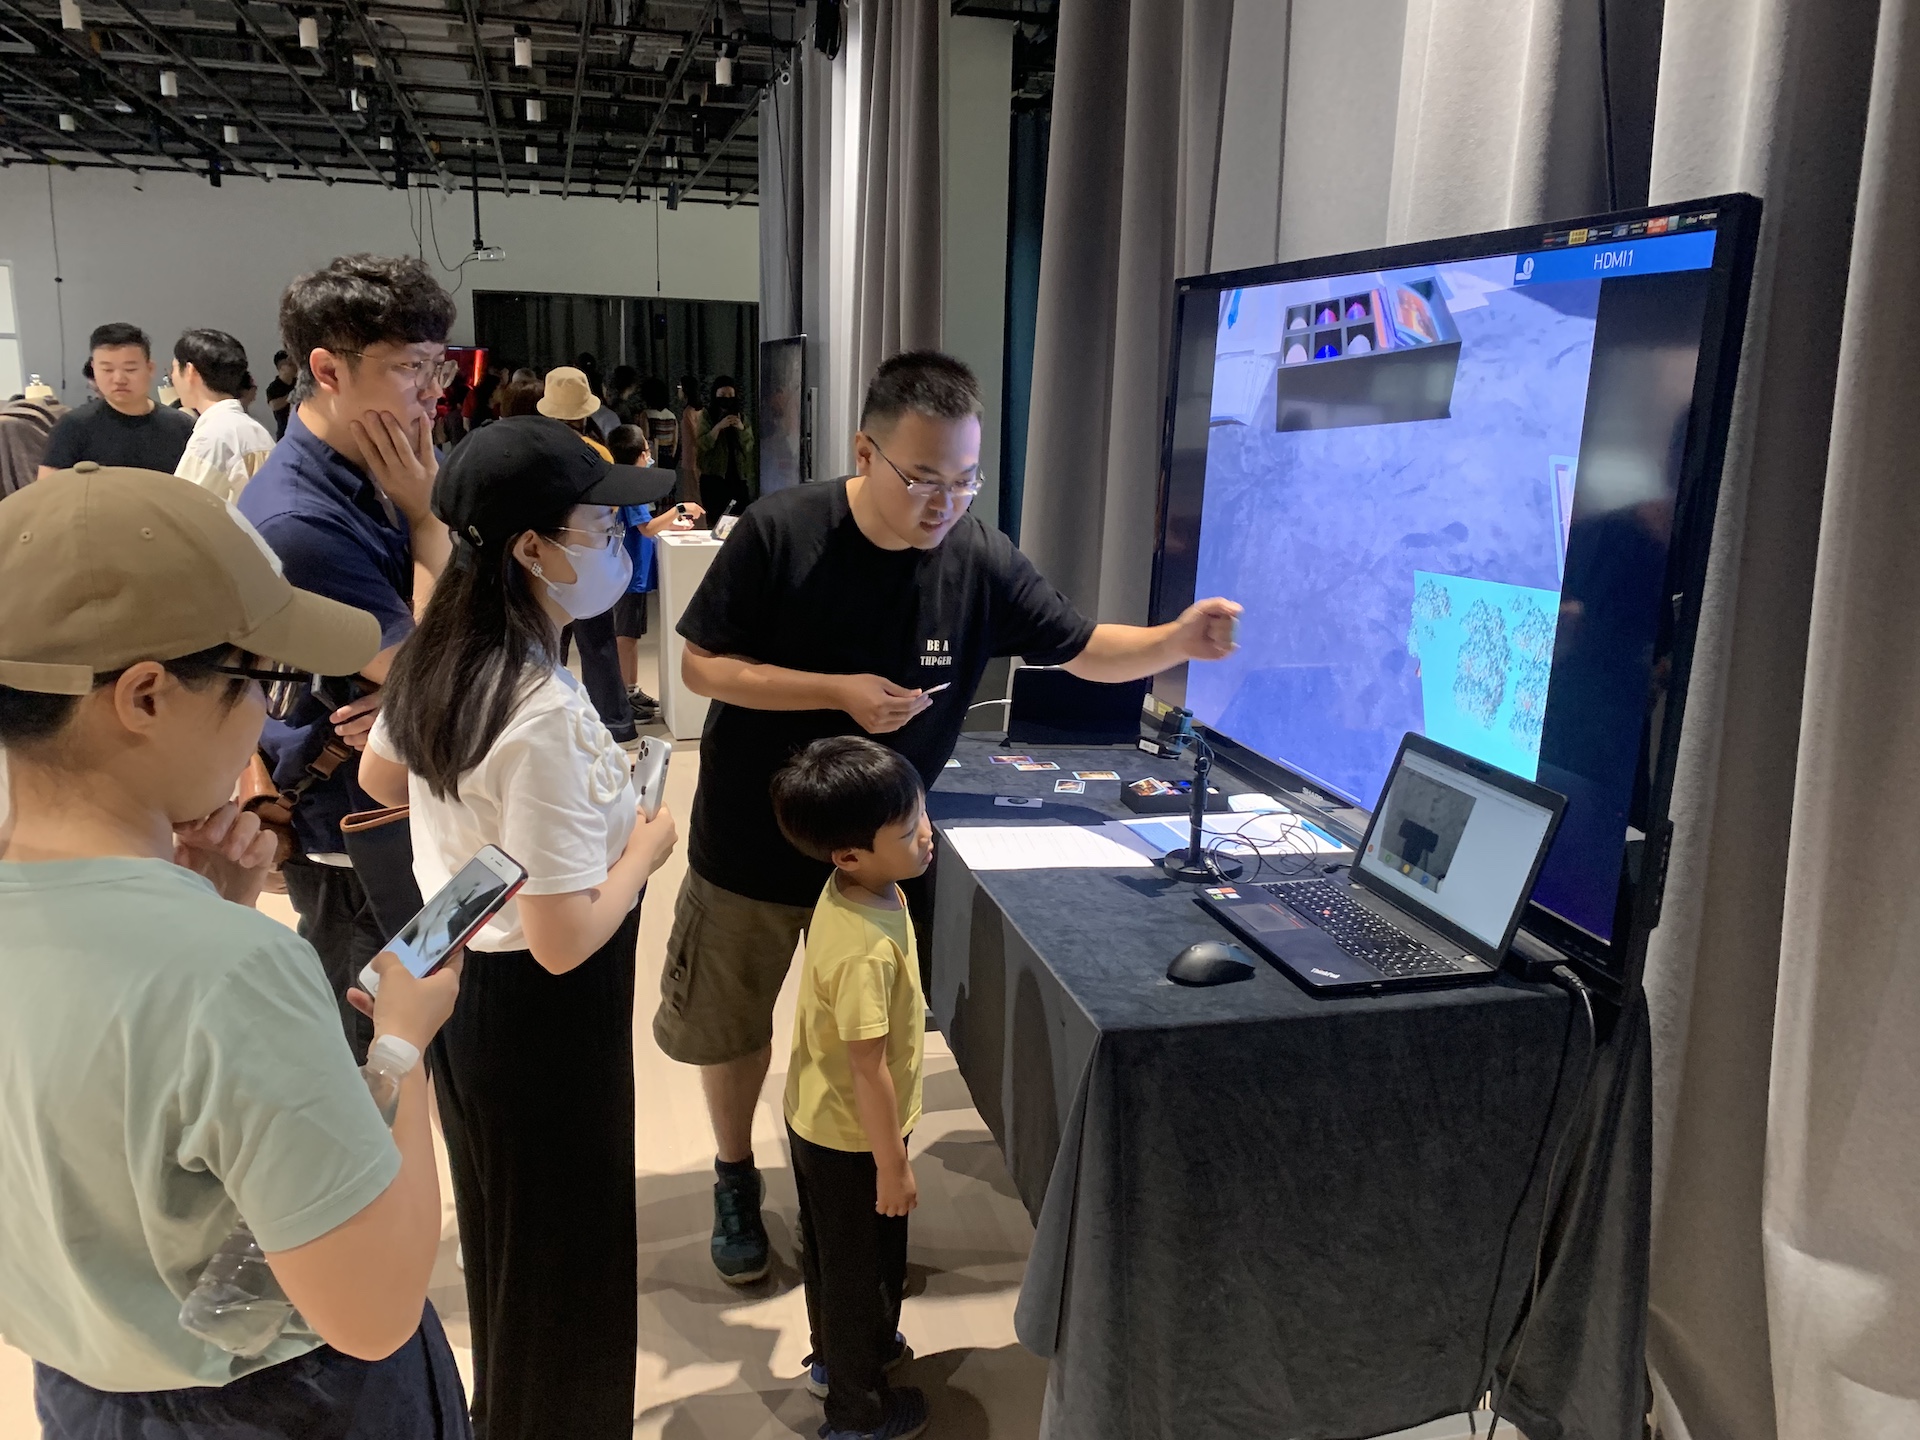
[653, 869, 814, 1066]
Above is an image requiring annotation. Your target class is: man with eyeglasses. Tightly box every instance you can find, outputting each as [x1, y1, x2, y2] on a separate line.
[661, 350, 1241, 1287]
[237, 254, 458, 1058]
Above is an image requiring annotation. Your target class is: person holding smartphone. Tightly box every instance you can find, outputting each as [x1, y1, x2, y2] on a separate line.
[0, 467, 469, 1435]
[356, 417, 680, 1440]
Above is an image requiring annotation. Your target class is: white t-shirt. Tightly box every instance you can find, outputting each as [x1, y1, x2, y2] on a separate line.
[368, 666, 636, 952]
[175, 398, 276, 504]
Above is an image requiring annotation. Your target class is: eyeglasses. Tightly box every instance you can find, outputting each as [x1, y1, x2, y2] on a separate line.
[555, 520, 629, 550]
[333, 349, 459, 390]
[215, 661, 312, 719]
[869, 439, 985, 502]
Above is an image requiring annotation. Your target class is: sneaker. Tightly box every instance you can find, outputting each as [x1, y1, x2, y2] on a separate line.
[817, 1385, 929, 1440]
[805, 1334, 911, 1399]
[628, 687, 661, 722]
[711, 1166, 770, 1284]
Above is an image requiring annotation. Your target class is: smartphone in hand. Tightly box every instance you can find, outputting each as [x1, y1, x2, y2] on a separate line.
[357, 845, 526, 996]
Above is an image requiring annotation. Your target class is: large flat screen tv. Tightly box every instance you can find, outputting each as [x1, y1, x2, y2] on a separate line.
[1152, 195, 1759, 987]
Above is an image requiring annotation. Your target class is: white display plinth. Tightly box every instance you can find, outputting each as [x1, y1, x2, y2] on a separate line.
[654, 532, 726, 740]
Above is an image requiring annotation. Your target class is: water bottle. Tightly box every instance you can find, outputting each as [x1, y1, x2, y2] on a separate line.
[178, 1035, 420, 1355]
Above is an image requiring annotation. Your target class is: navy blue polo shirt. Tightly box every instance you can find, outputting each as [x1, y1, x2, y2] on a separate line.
[237, 410, 415, 857]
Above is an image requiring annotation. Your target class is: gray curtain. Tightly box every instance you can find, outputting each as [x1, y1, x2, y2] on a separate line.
[1018, 0, 1235, 624]
[1640, 2, 1916, 1438]
[851, 0, 944, 396]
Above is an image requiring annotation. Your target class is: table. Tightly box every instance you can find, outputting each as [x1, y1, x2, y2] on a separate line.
[927, 737, 1591, 1440]
[653, 532, 725, 739]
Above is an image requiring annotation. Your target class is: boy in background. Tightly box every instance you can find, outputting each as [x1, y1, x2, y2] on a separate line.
[770, 737, 934, 1440]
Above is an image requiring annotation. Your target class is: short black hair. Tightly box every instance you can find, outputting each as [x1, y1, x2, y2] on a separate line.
[771, 736, 925, 862]
[606, 424, 649, 466]
[0, 646, 245, 749]
[174, 328, 249, 397]
[279, 253, 456, 401]
[273, 348, 290, 365]
[89, 322, 151, 357]
[860, 350, 982, 433]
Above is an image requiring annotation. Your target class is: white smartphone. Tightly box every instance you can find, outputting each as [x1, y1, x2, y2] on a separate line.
[357, 845, 527, 997]
[632, 735, 673, 821]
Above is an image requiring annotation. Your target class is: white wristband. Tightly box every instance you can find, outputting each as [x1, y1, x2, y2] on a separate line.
[367, 1033, 422, 1077]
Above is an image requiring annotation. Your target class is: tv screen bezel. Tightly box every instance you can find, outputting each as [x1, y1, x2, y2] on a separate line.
[1147, 193, 1761, 995]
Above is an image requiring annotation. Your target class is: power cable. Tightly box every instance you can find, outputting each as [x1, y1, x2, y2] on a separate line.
[1596, 0, 1619, 210]
[46, 165, 67, 393]
[1486, 969, 1599, 1438]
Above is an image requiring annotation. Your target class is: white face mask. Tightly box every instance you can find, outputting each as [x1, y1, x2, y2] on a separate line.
[532, 537, 632, 620]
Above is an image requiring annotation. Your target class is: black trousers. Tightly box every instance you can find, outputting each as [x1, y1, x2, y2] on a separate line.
[282, 856, 380, 1064]
[564, 609, 638, 742]
[430, 905, 642, 1440]
[788, 1126, 911, 1433]
[35, 1304, 469, 1439]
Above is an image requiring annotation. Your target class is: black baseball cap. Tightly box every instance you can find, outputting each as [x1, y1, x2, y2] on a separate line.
[433, 416, 676, 549]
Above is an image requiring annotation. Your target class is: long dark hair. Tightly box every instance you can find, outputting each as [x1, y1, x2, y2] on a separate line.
[380, 514, 567, 800]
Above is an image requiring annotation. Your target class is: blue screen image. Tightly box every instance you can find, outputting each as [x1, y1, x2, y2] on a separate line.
[1190, 258, 1599, 806]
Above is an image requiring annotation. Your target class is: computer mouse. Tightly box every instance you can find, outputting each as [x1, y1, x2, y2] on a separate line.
[1166, 940, 1255, 987]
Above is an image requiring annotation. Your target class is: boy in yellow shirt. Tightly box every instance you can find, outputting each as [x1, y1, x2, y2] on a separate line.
[770, 737, 935, 1440]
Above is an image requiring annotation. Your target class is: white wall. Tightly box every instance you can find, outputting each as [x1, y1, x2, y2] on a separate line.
[0, 165, 760, 405]
[942, 13, 1013, 532]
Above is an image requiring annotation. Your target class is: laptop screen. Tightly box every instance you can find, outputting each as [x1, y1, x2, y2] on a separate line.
[1356, 747, 1559, 950]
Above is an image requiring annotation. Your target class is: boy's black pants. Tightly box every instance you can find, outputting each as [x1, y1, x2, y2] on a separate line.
[788, 1125, 910, 1433]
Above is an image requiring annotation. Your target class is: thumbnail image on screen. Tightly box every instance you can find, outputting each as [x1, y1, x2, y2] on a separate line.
[1165, 219, 1731, 942]
[1376, 768, 1474, 892]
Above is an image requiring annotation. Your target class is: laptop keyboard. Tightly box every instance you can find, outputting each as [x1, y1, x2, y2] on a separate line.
[1260, 880, 1464, 978]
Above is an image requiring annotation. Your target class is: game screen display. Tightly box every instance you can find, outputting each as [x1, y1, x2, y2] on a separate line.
[1158, 210, 1743, 943]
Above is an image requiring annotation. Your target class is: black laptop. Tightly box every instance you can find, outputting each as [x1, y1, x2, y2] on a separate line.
[1196, 734, 1566, 996]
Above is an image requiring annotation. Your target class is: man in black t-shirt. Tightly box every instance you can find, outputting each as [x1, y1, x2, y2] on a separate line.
[265, 350, 298, 439]
[661, 350, 1240, 1286]
[39, 323, 195, 478]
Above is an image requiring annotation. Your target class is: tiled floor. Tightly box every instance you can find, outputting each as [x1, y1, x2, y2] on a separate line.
[0, 658, 1508, 1439]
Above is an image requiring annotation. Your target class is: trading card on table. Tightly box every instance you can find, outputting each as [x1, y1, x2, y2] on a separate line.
[990, 754, 1035, 765]
[1129, 777, 1177, 797]
[1014, 761, 1061, 772]
[1054, 779, 1086, 794]
[1074, 770, 1120, 781]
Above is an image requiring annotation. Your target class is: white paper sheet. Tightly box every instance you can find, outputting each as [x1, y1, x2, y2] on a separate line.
[944, 824, 1157, 871]
[1124, 813, 1348, 857]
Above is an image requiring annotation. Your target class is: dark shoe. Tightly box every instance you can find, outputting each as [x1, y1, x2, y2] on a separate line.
[711, 1166, 770, 1284]
[806, 1333, 911, 1399]
[628, 686, 661, 721]
[818, 1386, 929, 1440]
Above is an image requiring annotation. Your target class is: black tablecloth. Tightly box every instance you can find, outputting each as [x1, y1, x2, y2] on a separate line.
[928, 737, 1594, 1440]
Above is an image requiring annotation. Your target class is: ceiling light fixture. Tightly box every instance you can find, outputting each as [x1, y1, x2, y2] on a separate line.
[524, 143, 538, 164]
[264, 161, 278, 178]
[58, 112, 77, 131]
[159, 70, 179, 98]
[297, 13, 319, 50]
[114, 100, 133, 113]
[525, 97, 545, 122]
[714, 53, 732, 86]
[223, 123, 240, 143]
[60, 0, 83, 31]
[381, 135, 394, 150]
[513, 28, 532, 68]
[350, 88, 366, 111]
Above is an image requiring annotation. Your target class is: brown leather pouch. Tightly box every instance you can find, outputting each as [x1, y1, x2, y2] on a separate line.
[238, 741, 354, 871]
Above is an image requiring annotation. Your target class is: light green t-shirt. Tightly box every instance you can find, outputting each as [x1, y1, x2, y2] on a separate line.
[0, 857, 401, 1392]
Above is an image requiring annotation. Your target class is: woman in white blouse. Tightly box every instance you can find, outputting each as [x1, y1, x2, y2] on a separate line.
[358, 418, 679, 1440]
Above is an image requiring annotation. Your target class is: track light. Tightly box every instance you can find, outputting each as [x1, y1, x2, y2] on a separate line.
[353, 51, 375, 70]
[60, 0, 82, 31]
[513, 28, 532, 68]
[223, 123, 240, 144]
[714, 53, 732, 86]
[159, 70, 179, 98]
[380, 135, 394, 151]
[264, 161, 278, 179]
[524, 143, 538, 164]
[525, 97, 545, 122]
[350, 88, 366, 112]
[298, 14, 319, 50]
[58, 112, 77, 132]
[530, 180, 541, 194]
[114, 100, 133, 113]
